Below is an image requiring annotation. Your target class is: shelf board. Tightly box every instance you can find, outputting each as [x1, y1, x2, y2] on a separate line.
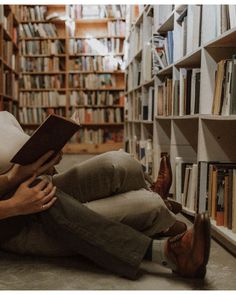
[81, 122, 124, 126]
[68, 35, 125, 40]
[68, 88, 124, 91]
[200, 114, 236, 121]
[19, 105, 66, 109]
[205, 26, 236, 48]
[63, 142, 124, 154]
[68, 70, 124, 74]
[73, 18, 125, 24]
[69, 53, 124, 57]
[71, 105, 124, 109]
[21, 54, 66, 57]
[20, 19, 65, 24]
[156, 64, 173, 76]
[126, 78, 155, 95]
[2, 59, 19, 75]
[182, 206, 196, 217]
[175, 47, 201, 68]
[126, 47, 143, 68]
[211, 219, 236, 256]
[154, 114, 236, 121]
[20, 37, 66, 41]
[21, 71, 66, 75]
[19, 88, 67, 92]
[157, 10, 175, 34]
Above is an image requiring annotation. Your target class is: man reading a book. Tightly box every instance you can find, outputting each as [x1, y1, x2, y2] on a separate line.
[0, 111, 211, 280]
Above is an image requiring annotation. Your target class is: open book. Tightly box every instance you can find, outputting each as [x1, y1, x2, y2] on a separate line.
[11, 114, 80, 165]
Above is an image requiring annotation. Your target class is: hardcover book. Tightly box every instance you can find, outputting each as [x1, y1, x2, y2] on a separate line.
[11, 114, 80, 165]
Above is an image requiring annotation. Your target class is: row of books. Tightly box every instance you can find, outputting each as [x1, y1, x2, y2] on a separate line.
[152, 32, 173, 72]
[20, 56, 66, 72]
[19, 23, 59, 38]
[107, 20, 125, 36]
[175, 158, 236, 233]
[66, 5, 126, 20]
[19, 91, 67, 107]
[126, 87, 154, 122]
[70, 90, 124, 106]
[125, 137, 153, 175]
[212, 56, 236, 115]
[19, 5, 47, 21]
[157, 79, 172, 116]
[157, 69, 201, 116]
[177, 5, 236, 60]
[20, 40, 65, 55]
[76, 107, 124, 124]
[2, 72, 18, 98]
[73, 128, 124, 145]
[129, 5, 145, 24]
[20, 75, 65, 89]
[2, 40, 18, 71]
[68, 56, 123, 72]
[128, 24, 143, 62]
[68, 38, 123, 55]
[175, 160, 198, 212]
[68, 73, 120, 89]
[127, 60, 141, 91]
[19, 107, 66, 124]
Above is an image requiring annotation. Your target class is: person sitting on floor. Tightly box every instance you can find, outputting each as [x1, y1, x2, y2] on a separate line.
[0, 110, 211, 279]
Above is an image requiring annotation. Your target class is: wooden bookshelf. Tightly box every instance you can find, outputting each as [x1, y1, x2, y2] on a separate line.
[0, 5, 20, 118]
[18, 4, 126, 153]
[125, 4, 236, 254]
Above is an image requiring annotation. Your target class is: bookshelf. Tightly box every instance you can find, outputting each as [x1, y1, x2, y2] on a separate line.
[18, 4, 126, 153]
[0, 5, 20, 118]
[125, 4, 236, 255]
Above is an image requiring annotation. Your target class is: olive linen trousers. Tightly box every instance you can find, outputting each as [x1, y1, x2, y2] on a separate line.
[0, 151, 176, 279]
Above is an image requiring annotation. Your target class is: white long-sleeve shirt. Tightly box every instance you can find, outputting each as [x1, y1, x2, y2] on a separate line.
[0, 111, 30, 174]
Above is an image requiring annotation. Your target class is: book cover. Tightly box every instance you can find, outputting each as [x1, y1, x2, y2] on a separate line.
[11, 114, 80, 165]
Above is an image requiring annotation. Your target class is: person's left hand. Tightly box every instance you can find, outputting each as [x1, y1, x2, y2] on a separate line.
[7, 150, 63, 187]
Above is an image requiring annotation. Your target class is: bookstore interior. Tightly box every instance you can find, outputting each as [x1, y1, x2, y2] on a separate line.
[0, 4, 236, 258]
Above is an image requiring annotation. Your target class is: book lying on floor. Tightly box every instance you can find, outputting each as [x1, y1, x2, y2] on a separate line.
[11, 114, 80, 165]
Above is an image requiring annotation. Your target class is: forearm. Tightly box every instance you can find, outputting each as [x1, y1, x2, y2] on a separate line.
[0, 174, 17, 195]
[0, 199, 17, 220]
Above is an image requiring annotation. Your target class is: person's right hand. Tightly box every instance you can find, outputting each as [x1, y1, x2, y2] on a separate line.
[8, 174, 57, 216]
[7, 150, 62, 187]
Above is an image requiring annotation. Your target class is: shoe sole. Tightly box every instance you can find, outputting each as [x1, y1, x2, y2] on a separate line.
[195, 213, 211, 278]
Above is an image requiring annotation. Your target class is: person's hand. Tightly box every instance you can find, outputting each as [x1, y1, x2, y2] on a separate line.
[8, 174, 57, 216]
[7, 150, 62, 187]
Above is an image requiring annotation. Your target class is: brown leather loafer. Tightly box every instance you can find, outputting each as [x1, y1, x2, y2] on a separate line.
[151, 152, 172, 199]
[165, 213, 211, 278]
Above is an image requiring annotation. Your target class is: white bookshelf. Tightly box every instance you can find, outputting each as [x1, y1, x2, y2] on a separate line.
[125, 4, 236, 254]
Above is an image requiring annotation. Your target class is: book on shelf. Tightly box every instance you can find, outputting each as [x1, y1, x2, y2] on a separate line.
[11, 114, 80, 165]
[212, 56, 236, 115]
[107, 20, 126, 37]
[20, 5, 47, 21]
[20, 74, 65, 89]
[186, 5, 201, 54]
[74, 127, 123, 144]
[68, 55, 124, 72]
[19, 107, 66, 125]
[20, 39, 65, 55]
[19, 91, 66, 108]
[70, 90, 124, 106]
[197, 161, 236, 232]
[157, 78, 173, 116]
[155, 5, 173, 29]
[76, 107, 123, 124]
[19, 23, 59, 38]
[130, 5, 144, 23]
[69, 38, 123, 55]
[141, 42, 152, 83]
[20, 56, 65, 72]
[228, 5, 236, 29]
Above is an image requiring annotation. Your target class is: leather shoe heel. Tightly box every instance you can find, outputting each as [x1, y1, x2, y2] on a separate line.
[165, 213, 211, 279]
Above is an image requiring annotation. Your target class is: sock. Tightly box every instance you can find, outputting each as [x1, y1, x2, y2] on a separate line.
[152, 240, 177, 271]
